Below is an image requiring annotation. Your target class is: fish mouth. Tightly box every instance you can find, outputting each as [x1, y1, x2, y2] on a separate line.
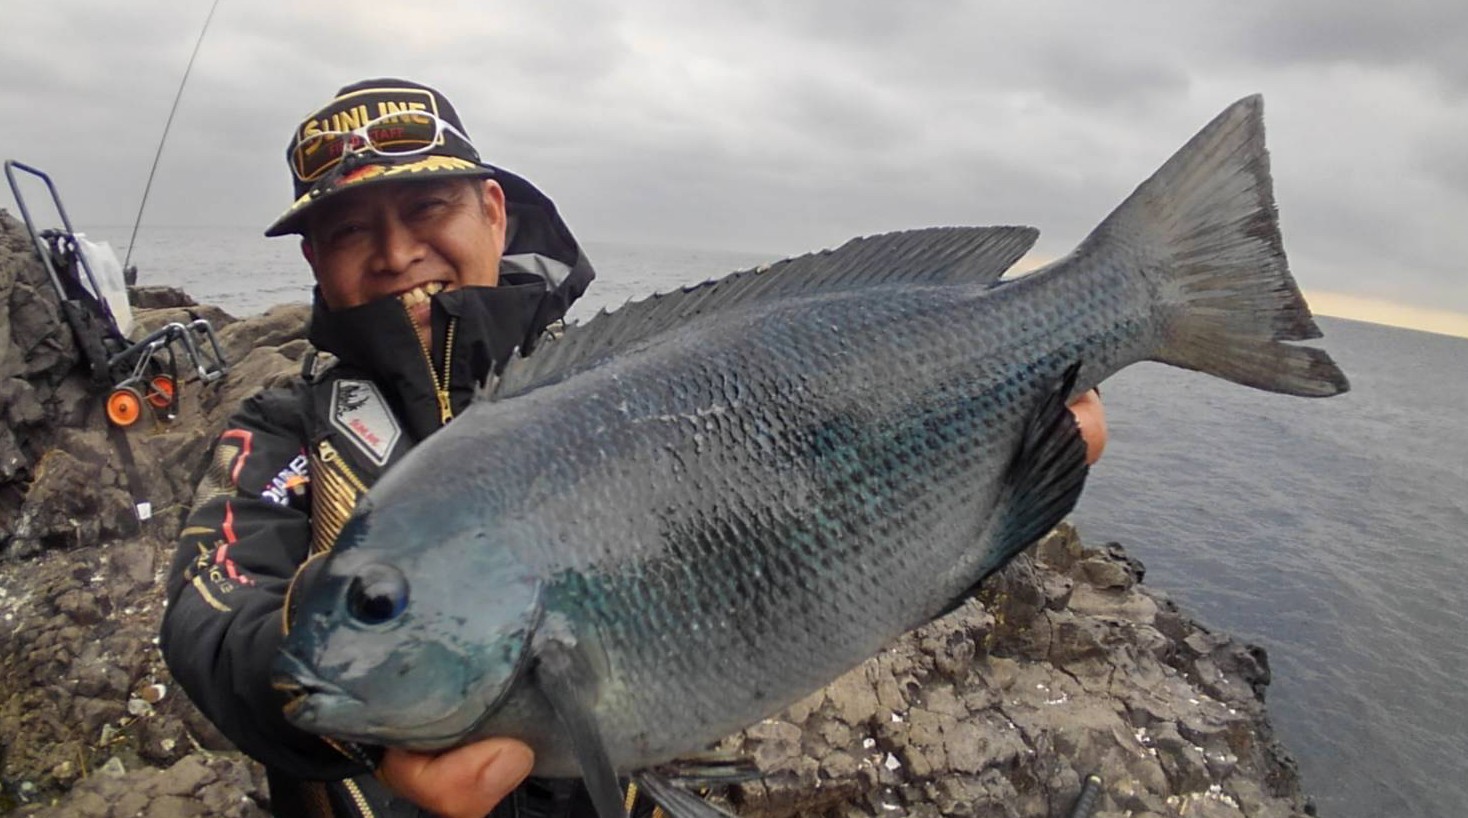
[272, 650, 361, 722]
[271, 648, 507, 749]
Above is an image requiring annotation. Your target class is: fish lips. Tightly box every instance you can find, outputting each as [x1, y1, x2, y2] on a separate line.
[272, 647, 480, 748]
[272, 648, 372, 730]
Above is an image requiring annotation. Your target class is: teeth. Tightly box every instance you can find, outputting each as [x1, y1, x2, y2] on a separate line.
[398, 282, 445, 308]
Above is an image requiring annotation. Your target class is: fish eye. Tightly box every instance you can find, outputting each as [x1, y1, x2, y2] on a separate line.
[346, 564, 410, 626]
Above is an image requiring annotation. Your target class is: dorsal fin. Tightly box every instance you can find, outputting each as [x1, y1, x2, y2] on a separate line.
[491, 226, 1038, 399]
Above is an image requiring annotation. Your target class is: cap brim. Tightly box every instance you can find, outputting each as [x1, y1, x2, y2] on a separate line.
[264, 155, 496, 237]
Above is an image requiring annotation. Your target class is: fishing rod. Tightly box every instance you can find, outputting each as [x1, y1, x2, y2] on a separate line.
[122, 0, 223, 274]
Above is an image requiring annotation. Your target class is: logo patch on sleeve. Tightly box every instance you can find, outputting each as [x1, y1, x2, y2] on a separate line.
[262, 452, 311, 505]
[330, 380, 401, 466]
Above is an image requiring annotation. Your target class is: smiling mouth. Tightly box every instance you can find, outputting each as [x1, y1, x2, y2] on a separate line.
[398, 281, 446, 308]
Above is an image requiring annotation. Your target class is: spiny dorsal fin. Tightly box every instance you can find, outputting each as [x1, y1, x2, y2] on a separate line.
[491, 226, 1038, 399]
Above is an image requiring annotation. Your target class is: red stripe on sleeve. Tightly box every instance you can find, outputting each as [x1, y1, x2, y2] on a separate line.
[220, 429, 254, 486]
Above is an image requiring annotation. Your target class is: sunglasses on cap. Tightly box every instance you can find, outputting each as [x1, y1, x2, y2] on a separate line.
[290, 109, 476, 183]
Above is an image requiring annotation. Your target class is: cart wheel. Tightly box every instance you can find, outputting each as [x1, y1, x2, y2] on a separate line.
[106, 386, 145, 428]
[146, 375, 177, 410]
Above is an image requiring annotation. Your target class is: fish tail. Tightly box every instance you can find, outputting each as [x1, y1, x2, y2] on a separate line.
[1086, 95, 1349, 397]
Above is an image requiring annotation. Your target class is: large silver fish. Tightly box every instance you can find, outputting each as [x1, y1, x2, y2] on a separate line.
[275, 96, 1346, 818]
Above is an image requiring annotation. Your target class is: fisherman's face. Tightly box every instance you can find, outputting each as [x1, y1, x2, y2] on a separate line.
[303, 177, 507, 346]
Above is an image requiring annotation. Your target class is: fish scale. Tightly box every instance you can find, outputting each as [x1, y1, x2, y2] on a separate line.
[277, 96, 1349, 818]
[441, 283, 1087, 770]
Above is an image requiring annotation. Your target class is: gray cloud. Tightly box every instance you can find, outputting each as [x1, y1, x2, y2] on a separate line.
[1236, 1, 1468, 91]
[2, 0, 1466, 316]
[1414, 124, 1468, 204]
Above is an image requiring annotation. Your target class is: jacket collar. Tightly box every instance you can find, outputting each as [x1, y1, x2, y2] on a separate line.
[307, 283, 553, 441]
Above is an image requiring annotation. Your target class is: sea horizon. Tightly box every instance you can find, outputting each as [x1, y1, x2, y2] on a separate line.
[62, 221, 1468, 342]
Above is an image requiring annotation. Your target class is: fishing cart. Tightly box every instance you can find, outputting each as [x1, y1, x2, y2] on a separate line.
[5, 160, 229, 427]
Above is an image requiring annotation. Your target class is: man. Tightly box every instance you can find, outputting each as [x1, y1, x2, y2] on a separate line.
[160, 78, 597, 818]
[160, 78, 1107, 818]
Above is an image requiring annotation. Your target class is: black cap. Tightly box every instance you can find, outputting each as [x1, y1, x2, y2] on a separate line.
[264, 78, 496, 237]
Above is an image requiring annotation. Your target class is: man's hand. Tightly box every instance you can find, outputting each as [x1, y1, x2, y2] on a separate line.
[378, 739, 534, 818]
[1068, 389, 1107, 465]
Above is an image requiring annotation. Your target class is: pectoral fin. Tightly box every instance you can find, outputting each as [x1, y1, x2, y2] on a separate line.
[535, 639, 627, 818]
[938, 362, 1091, 617]
[984, 361, 1091, 562]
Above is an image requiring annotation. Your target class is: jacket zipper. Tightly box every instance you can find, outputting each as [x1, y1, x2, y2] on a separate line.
[341, 776, 375, 818]
[311, 438, 371, 555]
[317, 439, 369, 495]
[319, 737, 380, 816]
[437, 316, 456, 424]
[407, 304, 457, 426]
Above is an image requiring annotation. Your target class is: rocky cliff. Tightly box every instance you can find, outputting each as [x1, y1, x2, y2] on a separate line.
[0, 209, 1314, 817]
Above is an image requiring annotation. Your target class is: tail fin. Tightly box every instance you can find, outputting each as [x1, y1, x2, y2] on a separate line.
[1084, 95, 1348, 397]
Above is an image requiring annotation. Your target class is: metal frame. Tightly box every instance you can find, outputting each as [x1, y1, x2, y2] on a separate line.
[5, 159, 229, 424]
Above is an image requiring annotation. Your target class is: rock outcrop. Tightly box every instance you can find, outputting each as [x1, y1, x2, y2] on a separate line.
[718, 526, 1308, 818]
[0, 209, 1313, 817]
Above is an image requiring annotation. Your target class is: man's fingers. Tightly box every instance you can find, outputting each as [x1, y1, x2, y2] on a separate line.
[378, 739, 535, 818]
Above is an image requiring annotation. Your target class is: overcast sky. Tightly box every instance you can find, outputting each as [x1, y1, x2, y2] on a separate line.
[3, 0, 1466, 320]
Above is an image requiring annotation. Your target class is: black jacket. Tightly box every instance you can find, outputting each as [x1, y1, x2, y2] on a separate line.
[160, 182, 600, 817]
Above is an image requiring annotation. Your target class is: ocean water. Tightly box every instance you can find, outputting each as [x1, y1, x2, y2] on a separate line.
[94, 226, 1468, 818]
[1070, 320, 1467, 818]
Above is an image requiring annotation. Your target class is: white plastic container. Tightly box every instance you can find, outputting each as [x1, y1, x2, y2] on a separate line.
[73, 234, 133, 337]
